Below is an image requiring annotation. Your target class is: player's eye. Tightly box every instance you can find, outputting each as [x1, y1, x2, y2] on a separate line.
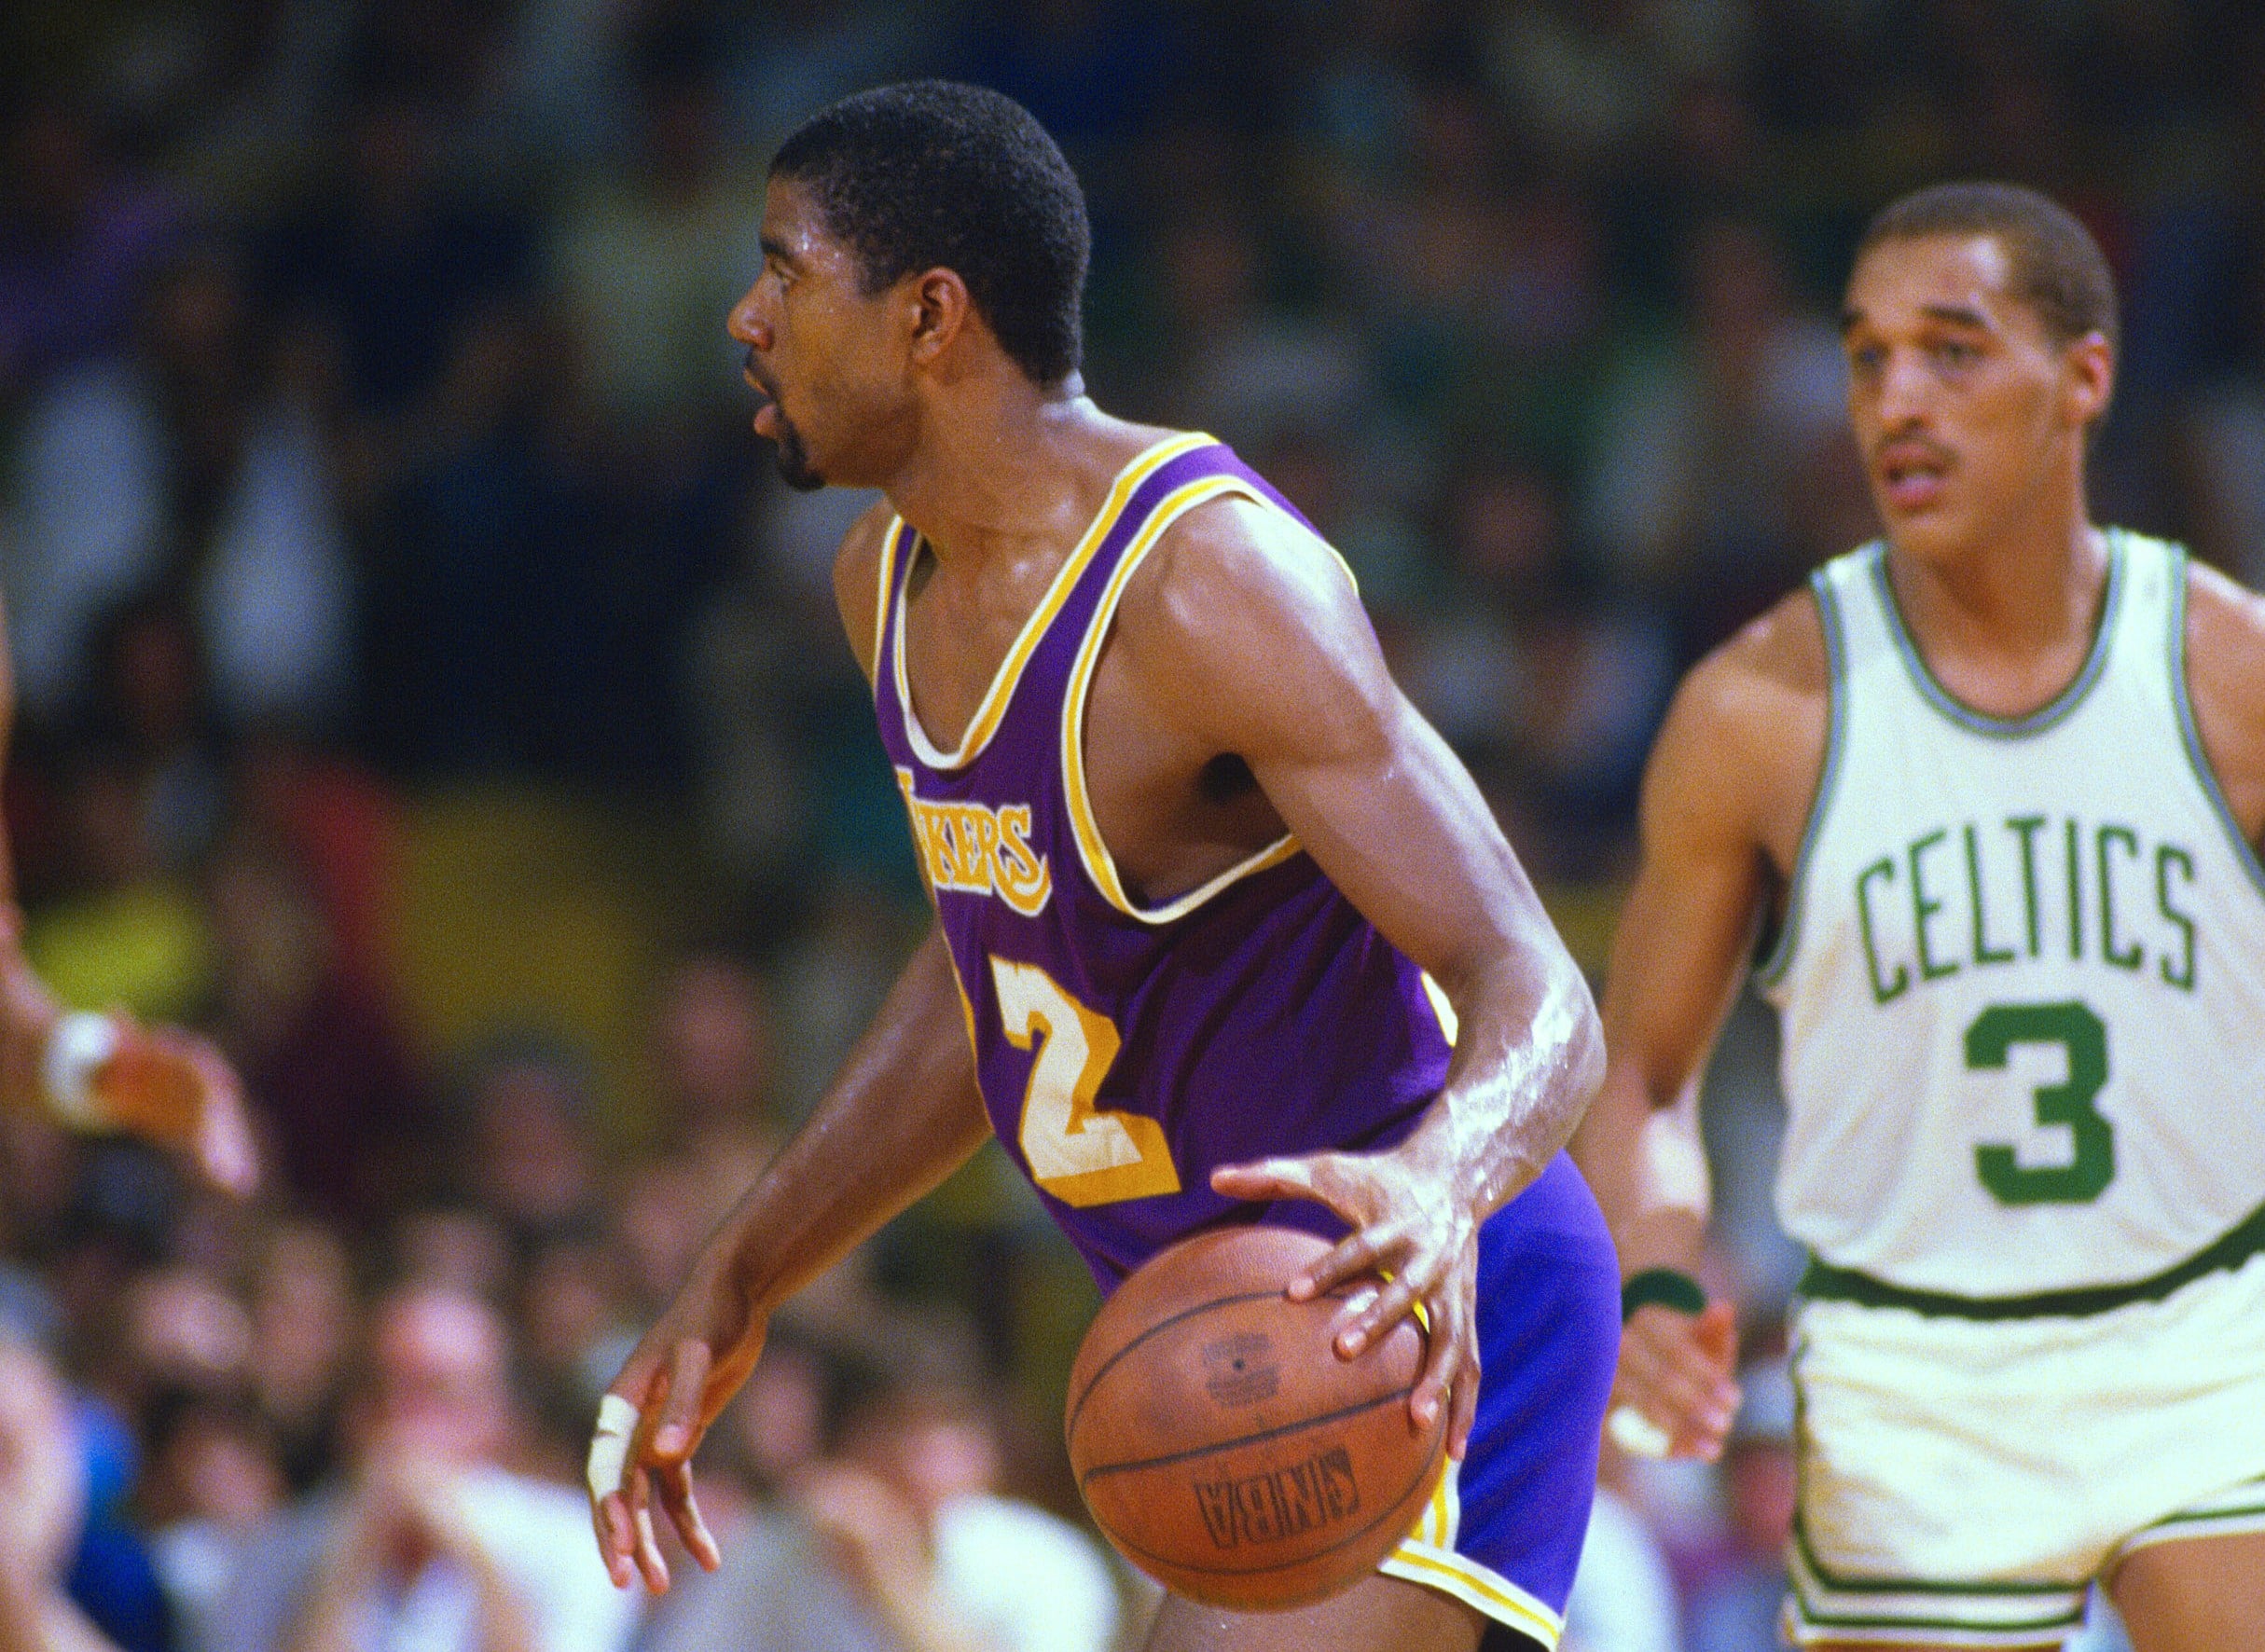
[1847, 345, 1884, 375]
[1932, 339, 1978, 368]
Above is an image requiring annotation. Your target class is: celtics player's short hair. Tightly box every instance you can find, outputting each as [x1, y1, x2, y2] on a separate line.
[1855, 182, 2119, 360]
[770, 80, 1089, 386]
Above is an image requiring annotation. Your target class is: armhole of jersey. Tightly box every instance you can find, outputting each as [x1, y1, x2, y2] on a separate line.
[2165, 543, 2265, 900]
[872, 516, 906, 701]
[1419, 971, 1459, 1048]
[1060, 478, 1313, 925]
[1754, 567, 1850, 989]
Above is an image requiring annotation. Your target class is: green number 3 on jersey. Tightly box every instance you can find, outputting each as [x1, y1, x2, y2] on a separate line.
[1968, 1000, 2115, 1205]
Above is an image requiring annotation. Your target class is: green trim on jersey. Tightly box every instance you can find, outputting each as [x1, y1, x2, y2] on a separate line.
[1754, 568, 1850, 988]
[1869, 532, 2126, 740]
[2164, 543, 2265, 901]
[1799, 1194, 2265, 1317]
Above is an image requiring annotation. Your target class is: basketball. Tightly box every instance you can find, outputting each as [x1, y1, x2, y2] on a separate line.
[1064, 1223, 1449, 1611]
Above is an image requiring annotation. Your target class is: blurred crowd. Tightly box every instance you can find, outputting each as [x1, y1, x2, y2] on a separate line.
[5, 0, 2263, 1648]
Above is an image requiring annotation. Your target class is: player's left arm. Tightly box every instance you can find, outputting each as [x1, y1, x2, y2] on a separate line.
[2184, 560, 2265, 851]
[0, 606, 255, 1195]
[1118, 499, 1603, 1457]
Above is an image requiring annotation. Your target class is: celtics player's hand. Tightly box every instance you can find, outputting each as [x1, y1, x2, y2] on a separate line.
[588, 1274, 753, 1590]
[1210, 1142, 1483, 1459]
[1611, 1299, 1740, 1461]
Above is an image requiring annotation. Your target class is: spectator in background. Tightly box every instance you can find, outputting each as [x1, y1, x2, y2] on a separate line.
[254, 85, 532, 474]
[246, 1222, 356, 1494]
[0, 1337, 118, 1652]
[1, 250, 352, 732]
[1150, 208, 1368, 450]
[456, 1044, 606, 1259]
[214, 1284, 638, 1652]
[1582, 217, 1850, 654]
[139, 1391, 287, 1652]
[648, 948, 781, 1197]
[550, 25, 763, 436]
[206, 827, 426, 1232]
[0, 101, 192, 395]
[646, 1348, 1118, 1652]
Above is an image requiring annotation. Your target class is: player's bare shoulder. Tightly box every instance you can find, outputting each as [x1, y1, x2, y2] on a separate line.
[830, 499, 902, 686]
[2181, 557, 2265, 845]
[1104, 492, 1389, 752]
[1645, 585, 1831, 876]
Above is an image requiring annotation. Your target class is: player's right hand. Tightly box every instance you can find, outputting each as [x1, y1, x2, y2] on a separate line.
[588, 1287, 757, 1591]
[1609, 1299, 1741, 1462]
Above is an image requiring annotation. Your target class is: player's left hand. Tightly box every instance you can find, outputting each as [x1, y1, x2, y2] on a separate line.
[1210, 1140, 1481, 1460]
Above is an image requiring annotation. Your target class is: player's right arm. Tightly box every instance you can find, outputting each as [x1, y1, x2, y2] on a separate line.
[590, 504, 995, 1592]
[1568, 591, 1828, 1461]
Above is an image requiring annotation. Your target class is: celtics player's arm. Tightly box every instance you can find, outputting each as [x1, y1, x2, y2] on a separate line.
[1125, 499, 1603, 1457]
[0, 605, 255, 1192]
[2182, 560, 2265, 849]
[1568, 591, 1828, 1460]
[589, 503, 994, 1593]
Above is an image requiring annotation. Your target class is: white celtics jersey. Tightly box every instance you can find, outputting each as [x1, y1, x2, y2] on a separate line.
[1759, 530, 2265, 1301]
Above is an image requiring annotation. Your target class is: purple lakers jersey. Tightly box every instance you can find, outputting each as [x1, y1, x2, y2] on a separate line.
[873, 432, 1455, 1287]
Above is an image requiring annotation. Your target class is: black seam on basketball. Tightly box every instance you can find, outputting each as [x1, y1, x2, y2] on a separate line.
[1077, 1384, 1416, 1481]
[1066, 1281, 1360, 1440]
[1090, 1442, 1446, 1581]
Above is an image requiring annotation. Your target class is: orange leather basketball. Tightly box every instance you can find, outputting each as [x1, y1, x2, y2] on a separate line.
[1065, 1223, 1448, 1610]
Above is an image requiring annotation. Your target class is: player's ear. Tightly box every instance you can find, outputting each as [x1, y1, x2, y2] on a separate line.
[2063, 330, 2112, 430]
[907, 268, 973, 366]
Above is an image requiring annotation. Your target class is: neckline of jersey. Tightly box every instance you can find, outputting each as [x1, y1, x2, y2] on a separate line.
[891, 431, 1211, 771]
[1866, 529, 2126, 741]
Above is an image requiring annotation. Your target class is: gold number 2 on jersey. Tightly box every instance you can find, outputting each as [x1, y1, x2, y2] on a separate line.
[990, 957, 1181, 1207]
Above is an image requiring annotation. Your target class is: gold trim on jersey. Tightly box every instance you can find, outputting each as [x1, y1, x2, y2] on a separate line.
[1380, 1515, 1563, 1647]
[889, 432, 1212, 772]
[1059, 478, 1366, 924]
[871, 516, 906, 683]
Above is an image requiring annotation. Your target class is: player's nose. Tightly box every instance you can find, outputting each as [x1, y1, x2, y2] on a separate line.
[727, 288, 771, 350]
[1875, 348, 1932, 425]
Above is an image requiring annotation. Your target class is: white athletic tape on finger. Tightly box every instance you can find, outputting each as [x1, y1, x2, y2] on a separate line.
[1607, 1404, 1672, 1459]
[42, 1012, 121, 1131]
[587, 1395, 641, 1504]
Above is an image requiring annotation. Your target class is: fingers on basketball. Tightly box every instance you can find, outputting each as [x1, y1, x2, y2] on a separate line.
[1411, 1285, 1470, 1453]
[1303, 1221, 1392, 1305]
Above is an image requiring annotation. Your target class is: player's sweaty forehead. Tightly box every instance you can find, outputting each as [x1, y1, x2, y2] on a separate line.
[757, 175, 853, 282]
[1841, 232, 2037, 346]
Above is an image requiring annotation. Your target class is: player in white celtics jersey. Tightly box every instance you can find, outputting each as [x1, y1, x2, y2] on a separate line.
[1570, 182, 2265, 1650]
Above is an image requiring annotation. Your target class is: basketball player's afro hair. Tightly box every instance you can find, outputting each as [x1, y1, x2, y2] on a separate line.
[771, 81, 1089, 386]
[1856, 182, 2118, 360]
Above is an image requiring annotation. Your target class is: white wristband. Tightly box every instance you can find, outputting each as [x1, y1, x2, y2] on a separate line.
[587, 1394, 641, 1504]
[41, 1012, 120, 1132]
[1606, 1404, 1673, 1459]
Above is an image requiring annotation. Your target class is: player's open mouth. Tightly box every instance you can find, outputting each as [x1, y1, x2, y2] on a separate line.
[743, 364, 782, 438]
[740, 348, 782, 433]
[1878, 443, 1953, 512]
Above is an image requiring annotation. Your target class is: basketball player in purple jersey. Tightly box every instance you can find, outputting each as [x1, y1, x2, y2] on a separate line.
[587, 83, 1619, 1652]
